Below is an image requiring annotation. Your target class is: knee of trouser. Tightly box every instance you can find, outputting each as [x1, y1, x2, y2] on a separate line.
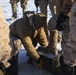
[11, 3, 18, 8]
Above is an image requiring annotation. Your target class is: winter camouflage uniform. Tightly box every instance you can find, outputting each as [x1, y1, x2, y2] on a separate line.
[38, 0, 56, 36]
[47, 0, 63, 55]
[64, 0, 76, 67]
[38, 0, 56, 17]
[9, 12, 48, 62]
[58, 0, 74, 67]
[0, 5, 12, 75]
[0, 5, 12, 68]
[10, 0, 28, 18]
[56, 0, 76, 75]
[56, 0, 64, 14]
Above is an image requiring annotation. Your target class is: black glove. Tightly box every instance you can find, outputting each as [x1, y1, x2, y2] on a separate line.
[34, 0, 39, 8]
[56, 12, 69, 31]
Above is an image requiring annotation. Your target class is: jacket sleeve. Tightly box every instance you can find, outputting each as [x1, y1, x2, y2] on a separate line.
[0, 5, 12, 67]
[22, 36, 40, 61]
[37, 27, 48, 47]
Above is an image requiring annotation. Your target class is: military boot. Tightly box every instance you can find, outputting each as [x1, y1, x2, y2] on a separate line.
[11, 8, 17, 20]
[47, 29, 58, 55]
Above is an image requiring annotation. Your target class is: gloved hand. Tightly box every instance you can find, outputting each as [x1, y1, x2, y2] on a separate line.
[36, 58, 45, 69]
[34, 0, 39, 8]
[37, 46, 49, 53]
[56, 12, 69, 31]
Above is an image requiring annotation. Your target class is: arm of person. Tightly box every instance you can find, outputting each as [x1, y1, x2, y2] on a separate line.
[61, 0, 74, 17]
[37, 27, 48, 47]
[22, 36, 40, 61]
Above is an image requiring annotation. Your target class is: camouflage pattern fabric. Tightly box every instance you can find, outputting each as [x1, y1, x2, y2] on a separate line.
[10, 36, 22, 57]
[10, 0, 28, 17]
[40, 53, 63, 75]
[63, 1, 76, 67]
[0, 5, 11, 68]
[9, 13, 48, 62]
[38, 0, 56, 17]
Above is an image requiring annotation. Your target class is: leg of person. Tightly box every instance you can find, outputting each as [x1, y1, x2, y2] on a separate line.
[10, 0, 19, 19]
[56, 0, 64, 14]
[0, 64, 5, 75]
[38, 0, 48, 17]
[38, 0, 49, 37]
[49, 0, 56, 16]
[20, 0, 28, 17]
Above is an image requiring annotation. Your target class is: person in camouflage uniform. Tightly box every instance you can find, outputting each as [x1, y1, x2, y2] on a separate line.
[36, 0, 61, 55]
[9, 12, 48, 69]
[65, 1, 76, 75]
[0, 5, 12, 75]
[0, 5, 12, 68]
[56, 0, 75, 75]
[34, 0, 56, 37]
[10, 0, 28, 20]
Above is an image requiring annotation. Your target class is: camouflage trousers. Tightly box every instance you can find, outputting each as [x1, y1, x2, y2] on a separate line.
[38, 0, 56, 36]
[62, 1, 76, 67]
[10, 36, 22, 58]
[48, 14, 62, 55]
[10, 0, 28, 17]
[38, 0, 56, 17]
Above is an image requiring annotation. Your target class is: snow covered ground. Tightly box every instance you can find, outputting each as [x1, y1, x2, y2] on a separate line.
[0, 0, 61, 64]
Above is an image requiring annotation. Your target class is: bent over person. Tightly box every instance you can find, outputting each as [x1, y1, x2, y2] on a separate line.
[9, 12, 48, 69]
